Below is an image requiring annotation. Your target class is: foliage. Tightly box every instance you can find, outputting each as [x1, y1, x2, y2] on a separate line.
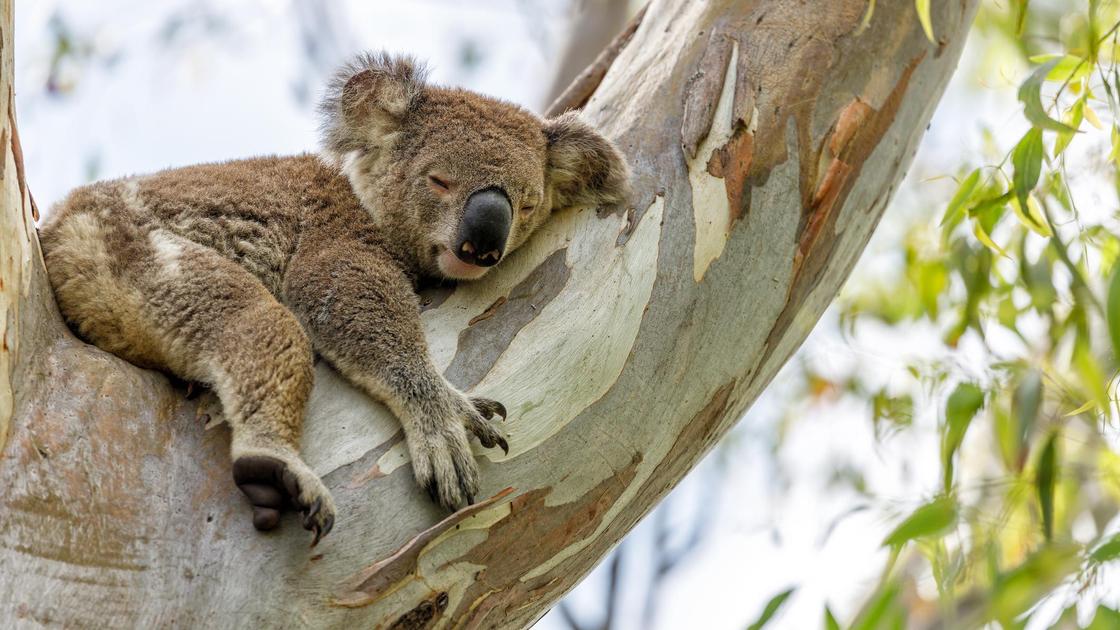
[807, 0, 1120, 626]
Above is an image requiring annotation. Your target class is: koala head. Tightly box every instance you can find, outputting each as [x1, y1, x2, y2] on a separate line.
[319, 52, 630, 281]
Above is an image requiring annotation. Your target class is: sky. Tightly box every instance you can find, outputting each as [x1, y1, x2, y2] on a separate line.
[14, 2, 1120, 629]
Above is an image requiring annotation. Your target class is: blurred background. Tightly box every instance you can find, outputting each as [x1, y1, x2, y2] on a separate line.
[15, 1, 1120, 628]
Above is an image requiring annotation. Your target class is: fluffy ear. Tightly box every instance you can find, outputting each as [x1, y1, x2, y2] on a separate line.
[318, 51, 428, 159]
[544, 112, 631, 210]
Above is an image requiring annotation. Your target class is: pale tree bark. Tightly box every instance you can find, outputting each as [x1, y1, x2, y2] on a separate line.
[0, 0, 977, 628]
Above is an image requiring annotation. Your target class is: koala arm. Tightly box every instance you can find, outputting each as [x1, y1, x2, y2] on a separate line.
[283, 238, 507, 509]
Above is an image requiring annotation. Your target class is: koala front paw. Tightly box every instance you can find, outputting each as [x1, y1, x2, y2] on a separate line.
[409, 395, 509, 511]
[467, 396, 509, 454]
[232, 453, 336, 546]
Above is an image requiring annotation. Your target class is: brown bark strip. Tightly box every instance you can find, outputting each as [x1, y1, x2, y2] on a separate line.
[6, 85, 31, 221]
[544, 4, 648, 118]
[794, 52, 924, 284]
[706, 125, 754, 225]
[467, 296, 507, 327]
[332, 487, 516, 608]
[390, 591, 449, 630]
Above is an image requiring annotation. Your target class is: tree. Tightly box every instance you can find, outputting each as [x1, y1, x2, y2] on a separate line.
[0, 0, 977, 627]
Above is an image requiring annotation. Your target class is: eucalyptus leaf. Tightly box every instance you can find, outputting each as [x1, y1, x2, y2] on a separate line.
[882, 496, 958, 547]
[1036, 432, 1058, 541]
[746, 588, 796, 630]
[1108, 262, 1120, 364]
[1011, 128, 1043, 213]
[915, 0, 934, 42]
[1018, 60, 1078, 133]
[942, 383, 984, 490]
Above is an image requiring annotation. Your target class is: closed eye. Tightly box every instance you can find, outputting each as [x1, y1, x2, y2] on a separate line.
[520, 204, 536, 214]
[427, 174, 451, 193]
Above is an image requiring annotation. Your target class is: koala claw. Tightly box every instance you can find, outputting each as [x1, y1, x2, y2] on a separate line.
[233, 455, 336, 547]
[467, 396, 510, 455]
[471, 397, 507, 421]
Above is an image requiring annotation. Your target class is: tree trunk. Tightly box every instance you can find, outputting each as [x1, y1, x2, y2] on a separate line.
[0, 0, 977, 627]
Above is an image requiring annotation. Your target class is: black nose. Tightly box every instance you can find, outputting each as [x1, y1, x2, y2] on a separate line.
[455, 187, 511, 267]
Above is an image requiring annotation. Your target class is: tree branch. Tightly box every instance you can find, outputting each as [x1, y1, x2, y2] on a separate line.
[0, 0, 979, 627]
[545, 4, 648, 117]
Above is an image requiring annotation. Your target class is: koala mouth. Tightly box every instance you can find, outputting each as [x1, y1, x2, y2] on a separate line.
[437, 247, 491, 281]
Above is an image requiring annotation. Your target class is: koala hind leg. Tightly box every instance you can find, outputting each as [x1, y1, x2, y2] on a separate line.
[41, 217, 335, 544]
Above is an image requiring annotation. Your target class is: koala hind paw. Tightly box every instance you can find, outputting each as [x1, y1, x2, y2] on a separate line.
[232, 454, 336, 547]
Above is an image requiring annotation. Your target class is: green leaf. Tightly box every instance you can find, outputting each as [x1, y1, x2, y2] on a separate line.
[1036, 432, 1058, 541]
[851, 580, 904, 630]
[1010, 194, 1051, 237]
[987, 544, 1081, 624]
[1108, 262, 1120, 364]
[882, 496, 958, 547]
[940, 168, 980, 227]
[1014, 0, 1030, 35]
[1018, 60, 1078, 133]
[1089, 532, 1120, 564]
[1054, 98, 1084, 156]
[942, 382, 984, 490]
[1110, 125, 1120, 166]
[1027, 54, 1092, 83]
[824, 606, 841, 630]
[1064, 399, 1097, 417]
[1012, 370, 1043, 464]
[1011, 128, 1044, 213]
[914, 0, 934, 42]
[1074, 339, 1109, 408]
[746, 588, 796, 630]
[973, 218, 1009, 258]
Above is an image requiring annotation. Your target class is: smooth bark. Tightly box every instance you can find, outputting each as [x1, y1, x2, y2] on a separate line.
[0, 0, 977, 627]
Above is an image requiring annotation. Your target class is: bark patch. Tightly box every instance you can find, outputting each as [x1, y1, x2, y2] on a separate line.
[444, 248, 570, 390]
[332, 487, 515, 608]
[706, 125, 754, 225]
[446, 453, 642, 625]
[760, 52, 926, 372]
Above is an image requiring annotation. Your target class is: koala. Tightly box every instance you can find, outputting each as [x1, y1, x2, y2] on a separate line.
[38, 52, 629, 546]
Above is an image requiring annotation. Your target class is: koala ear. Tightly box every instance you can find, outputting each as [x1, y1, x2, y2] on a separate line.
[543, 112, 631, 210]
[319, 51, 428, 159]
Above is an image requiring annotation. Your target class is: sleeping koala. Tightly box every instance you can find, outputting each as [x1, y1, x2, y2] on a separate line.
[39, 52, 629, 545]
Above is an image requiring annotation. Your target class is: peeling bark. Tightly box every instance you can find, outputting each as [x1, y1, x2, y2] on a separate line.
[0, 0, 977, 627]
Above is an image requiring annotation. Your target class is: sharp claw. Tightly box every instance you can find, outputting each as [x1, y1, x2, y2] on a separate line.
[426, 480, 439, 504]
[465, 493, 475, 506]
[304, 498, 322, 526]
[494, 401, 507, 419]
[497, 437, 509, 455]
[322, 513, 335, 538]
[310, 524, 322, 548]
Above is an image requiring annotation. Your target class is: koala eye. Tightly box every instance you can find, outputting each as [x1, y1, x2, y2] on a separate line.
[427, 174, 452, 194]
[519, 204, 537, 214]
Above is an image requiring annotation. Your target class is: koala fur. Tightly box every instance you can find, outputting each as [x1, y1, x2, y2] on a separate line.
[38, 52, 629, 545]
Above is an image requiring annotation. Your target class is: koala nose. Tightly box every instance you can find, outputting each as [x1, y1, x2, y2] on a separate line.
[455, 187, 511, 267]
